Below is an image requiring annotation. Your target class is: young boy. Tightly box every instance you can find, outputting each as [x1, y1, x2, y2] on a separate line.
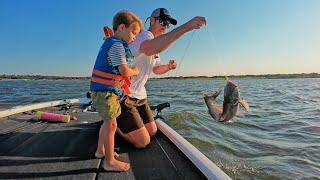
[90, 10, 142, 171]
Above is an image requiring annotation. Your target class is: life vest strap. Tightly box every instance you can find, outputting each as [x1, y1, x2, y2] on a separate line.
[91, 73, 131, 95]
[91, 77, 124, 88]
[92, 69, 125, 81]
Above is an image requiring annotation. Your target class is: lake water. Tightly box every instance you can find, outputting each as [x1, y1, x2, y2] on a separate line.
[0, 78, 319, 179]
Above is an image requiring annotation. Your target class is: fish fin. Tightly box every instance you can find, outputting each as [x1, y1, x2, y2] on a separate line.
[218, 114, 227, 122]
[239, 99, 250, 112]
[209, 89, 222, 101]
[236, 111, 244, 117]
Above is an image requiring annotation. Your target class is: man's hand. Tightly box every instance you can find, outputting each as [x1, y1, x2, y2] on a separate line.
[183, 16, 207, 31]
[168, 60, 177, 70]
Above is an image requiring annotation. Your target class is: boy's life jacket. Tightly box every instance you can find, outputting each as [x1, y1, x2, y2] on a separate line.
[90, 37, 134, 96]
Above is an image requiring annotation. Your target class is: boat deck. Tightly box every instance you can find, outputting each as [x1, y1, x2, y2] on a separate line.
[0, 105, 206, 179]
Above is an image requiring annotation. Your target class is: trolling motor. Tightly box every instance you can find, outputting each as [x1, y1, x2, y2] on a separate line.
[150, 102, 170, 119]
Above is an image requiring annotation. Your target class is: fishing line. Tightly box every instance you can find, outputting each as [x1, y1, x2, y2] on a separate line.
[170, 30, 196, 77]
[199, 26, 225, 96]
[204, 26, 228, 80]
[205, 26, 251, 105]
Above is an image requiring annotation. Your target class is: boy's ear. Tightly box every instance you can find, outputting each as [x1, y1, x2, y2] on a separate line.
[118, 24, 126, 31]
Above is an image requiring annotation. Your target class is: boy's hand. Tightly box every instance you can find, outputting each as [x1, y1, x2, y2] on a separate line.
[168, 60, 177, 70]
[132, 66, 140, 75]
[119, 64, 139, 76]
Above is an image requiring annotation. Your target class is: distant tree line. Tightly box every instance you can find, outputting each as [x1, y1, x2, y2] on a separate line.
[152, 73, 320, 80]
[1, 73, 319, 80]
[0, 74, 90, 80]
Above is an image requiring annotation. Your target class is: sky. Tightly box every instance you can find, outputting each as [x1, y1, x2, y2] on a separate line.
[0, 0, 319, 77]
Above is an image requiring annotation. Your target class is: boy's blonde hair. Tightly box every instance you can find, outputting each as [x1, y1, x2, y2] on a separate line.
[113, 10, 142, 32]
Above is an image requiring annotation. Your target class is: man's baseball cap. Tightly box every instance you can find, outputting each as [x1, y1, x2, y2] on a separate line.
[151, 8, 177, 25]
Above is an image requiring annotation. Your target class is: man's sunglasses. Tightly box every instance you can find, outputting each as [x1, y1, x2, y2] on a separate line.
[155, 18, 170, 28]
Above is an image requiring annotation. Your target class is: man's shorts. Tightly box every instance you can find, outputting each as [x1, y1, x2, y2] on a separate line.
[91, 91, 121, 120]
[117, 96, 154, 134]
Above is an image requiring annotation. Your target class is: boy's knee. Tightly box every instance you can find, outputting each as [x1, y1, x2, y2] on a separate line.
[104, 120, 117, 130]
[110, 121, 117, 129]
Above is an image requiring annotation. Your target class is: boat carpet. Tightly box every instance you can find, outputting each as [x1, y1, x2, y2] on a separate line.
[0, 106, 206, 180]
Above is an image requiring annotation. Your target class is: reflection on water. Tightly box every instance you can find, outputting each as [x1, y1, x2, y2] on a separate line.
[1, 78, 319, 179]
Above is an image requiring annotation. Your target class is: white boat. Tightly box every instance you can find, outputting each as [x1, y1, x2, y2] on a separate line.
[0, 98, 231, 180]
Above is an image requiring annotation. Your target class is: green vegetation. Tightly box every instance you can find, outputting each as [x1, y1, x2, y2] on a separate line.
[1, 73, 319, 80]
[151, 73, 320, 80]
[0, 74, 89, 80]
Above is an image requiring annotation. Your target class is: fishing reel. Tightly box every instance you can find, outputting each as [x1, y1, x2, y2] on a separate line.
[59, 100, 72, 113]
[83, 91, 94, 113]
[150, 102, 170, 120]
[86, 91, 91, 99]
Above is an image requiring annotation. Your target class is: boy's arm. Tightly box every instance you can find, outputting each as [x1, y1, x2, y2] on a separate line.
[108, 42, 139, 77]
[118, 65, 139, 77]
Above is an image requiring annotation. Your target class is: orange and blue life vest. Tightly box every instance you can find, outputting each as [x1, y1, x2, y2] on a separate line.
[90, 37, 134, 96]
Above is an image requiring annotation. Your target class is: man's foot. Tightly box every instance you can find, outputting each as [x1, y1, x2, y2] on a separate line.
[103, 159, 130, 172]
[95, 151, 119, 159]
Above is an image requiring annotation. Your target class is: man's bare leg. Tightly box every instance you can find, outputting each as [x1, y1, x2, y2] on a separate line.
[145, 121, 157, 137]
[117, 126, 150, 148]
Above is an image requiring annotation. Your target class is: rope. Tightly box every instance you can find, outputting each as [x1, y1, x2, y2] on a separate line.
[155, 136, 184, 179]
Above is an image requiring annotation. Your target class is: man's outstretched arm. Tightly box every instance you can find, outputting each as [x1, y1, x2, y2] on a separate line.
[140, 16, 207, 56]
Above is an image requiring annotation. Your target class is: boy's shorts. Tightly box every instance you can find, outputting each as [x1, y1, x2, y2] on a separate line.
[91, 91, 121, 120]
[117, 96, 154, 134]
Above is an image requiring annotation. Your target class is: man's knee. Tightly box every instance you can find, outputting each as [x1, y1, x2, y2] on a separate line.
[148, 127, 157, 137]
[145, 122, 157, 137]
[129, 127, 151, 148]
[133, 136, 150, 148]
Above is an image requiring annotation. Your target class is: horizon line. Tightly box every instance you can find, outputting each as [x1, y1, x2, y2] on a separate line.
[1, 72, 319, 78]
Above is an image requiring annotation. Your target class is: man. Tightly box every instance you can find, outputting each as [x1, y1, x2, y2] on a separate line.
[117, 8, 207, 148]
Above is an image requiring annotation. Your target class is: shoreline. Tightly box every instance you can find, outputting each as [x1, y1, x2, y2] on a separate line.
[1, 73, 319, 80]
